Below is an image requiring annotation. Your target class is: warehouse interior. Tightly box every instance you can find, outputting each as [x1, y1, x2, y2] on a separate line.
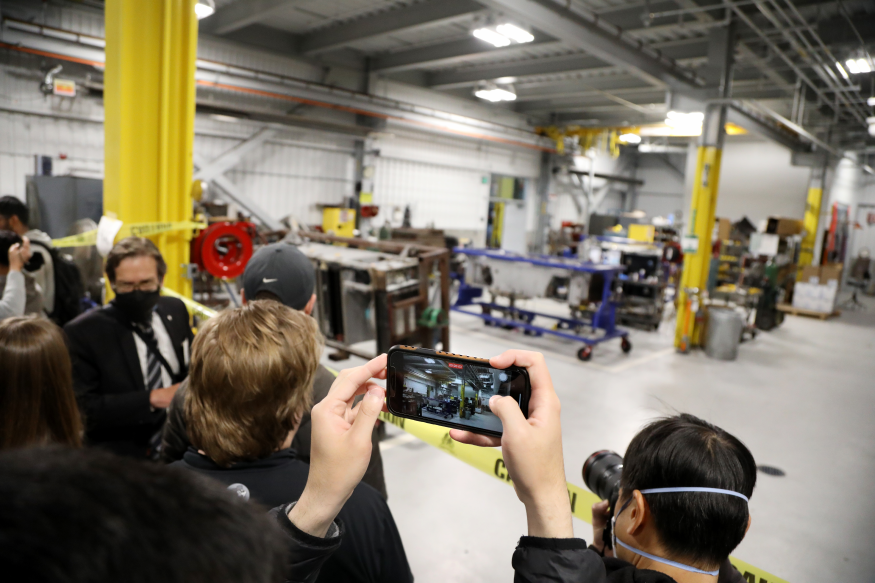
[0, 0, 873, 582]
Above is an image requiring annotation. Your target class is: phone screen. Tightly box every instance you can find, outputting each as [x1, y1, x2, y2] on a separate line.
[388, 349, 529, 435]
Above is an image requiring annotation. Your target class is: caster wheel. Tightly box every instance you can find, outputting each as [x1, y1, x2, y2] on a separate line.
[577, 345, 593, 361]
[523, 329, 533, 336]
[621, 338, 632, 353]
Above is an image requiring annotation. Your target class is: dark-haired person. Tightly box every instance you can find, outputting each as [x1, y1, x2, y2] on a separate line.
[453, 375, 755, 583]
[0, 316, 83, 449]
[0, 231, 31, 320]
[161, 242, 387, 499]
[173, 301, 411, 583]
[0, 195, 54, 316]
[65, 237, 193, 458]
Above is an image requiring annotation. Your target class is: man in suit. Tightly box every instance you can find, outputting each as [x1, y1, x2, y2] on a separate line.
[65, 237, 193, 458]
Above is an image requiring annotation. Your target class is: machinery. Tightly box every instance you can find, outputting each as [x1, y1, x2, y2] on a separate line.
[298, 231, 452, 358]
[453, 248, 630, 361]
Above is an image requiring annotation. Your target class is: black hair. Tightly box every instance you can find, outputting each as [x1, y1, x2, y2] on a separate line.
[619, 413, 756, 569]
[0, 230, 23, 267]
[0, 195, 29, 226]
[0, 446, 287, 583]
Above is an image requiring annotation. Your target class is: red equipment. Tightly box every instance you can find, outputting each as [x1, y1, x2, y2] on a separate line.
[191, 222, 256, 279]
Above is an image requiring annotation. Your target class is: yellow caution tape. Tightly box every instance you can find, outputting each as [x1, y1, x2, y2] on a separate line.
[53, 221, 206, 248]
[160, 287, 218, 321]
[156, 297, 788, 583]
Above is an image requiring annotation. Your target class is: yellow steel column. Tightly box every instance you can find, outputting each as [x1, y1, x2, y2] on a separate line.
[797, 166, 827, 275]
[104, 0, 198, 297]
[674, 108, 726, 349]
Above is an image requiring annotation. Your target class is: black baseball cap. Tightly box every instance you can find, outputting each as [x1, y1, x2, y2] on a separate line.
[242, 243, 315, 310]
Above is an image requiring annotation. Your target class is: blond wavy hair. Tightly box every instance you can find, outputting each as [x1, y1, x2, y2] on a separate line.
[186, 300, 323, 467]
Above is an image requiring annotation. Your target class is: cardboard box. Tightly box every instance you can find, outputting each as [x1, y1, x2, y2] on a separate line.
[792, 281, 837, 314]
[800, 265, 820, 283]
[766, 217, 803, 236]
[715, 218, 731, 242]
[820, 263, 843, 284]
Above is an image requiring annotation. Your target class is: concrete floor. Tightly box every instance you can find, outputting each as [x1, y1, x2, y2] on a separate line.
[325, 292, 875, 583]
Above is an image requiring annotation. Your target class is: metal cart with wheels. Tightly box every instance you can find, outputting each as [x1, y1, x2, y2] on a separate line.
[452, 249, 631, 361]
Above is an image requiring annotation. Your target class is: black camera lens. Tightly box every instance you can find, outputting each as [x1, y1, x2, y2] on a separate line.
[583, 450, 624, 507]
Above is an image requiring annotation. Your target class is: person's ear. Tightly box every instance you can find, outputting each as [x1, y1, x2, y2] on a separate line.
[240, 288, 247, 305]
[304, 293, 316, 316]
[745, 515, 752, 535]
[626, 489, 649, 536]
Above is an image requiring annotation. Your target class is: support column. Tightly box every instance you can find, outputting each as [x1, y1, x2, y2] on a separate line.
[674, 22, 735, 349]
[533, 151, 552, 253]
[104, 0, 198, 297]
[797, 164, 827, 274]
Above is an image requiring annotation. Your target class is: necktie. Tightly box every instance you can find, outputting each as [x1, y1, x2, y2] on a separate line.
[135, 322, 164, 391]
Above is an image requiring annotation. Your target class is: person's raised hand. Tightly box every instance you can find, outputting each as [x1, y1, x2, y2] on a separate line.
[289, 354, 387, 537]
[450, 350, 571, 538]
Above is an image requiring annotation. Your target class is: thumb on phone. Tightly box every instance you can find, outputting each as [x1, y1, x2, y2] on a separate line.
[488, 394, 527, 435]
[351, 386, 384, 440]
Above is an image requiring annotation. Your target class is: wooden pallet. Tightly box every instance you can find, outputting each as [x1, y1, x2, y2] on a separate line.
[776, 304, 840, 320]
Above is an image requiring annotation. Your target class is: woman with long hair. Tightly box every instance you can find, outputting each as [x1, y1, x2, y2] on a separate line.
[0, 317, 82, 449]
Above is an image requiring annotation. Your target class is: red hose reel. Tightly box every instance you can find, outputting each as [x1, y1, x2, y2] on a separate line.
[191, 222, 256, 279]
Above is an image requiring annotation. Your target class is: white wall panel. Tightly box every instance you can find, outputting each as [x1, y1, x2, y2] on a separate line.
[196, 130, 355, 227]
[371, 131, 540, 238]
[0, 111, 104, 199]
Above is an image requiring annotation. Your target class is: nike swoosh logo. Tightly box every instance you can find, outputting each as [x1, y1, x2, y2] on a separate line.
[263, 278, 278, 283]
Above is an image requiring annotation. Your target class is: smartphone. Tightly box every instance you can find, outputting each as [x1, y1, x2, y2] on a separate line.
[386, 345, 530, 437]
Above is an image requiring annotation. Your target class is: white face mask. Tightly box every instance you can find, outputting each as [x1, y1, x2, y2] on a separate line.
[611, 487, 750, 577]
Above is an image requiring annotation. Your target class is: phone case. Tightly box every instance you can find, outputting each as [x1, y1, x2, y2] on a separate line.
[385, 345, 530, 437]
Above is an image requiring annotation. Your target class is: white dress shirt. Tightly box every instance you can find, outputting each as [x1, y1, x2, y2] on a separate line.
[133, 311, 185, 389]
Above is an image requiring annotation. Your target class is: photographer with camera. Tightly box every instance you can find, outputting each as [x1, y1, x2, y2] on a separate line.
[452, 352, 756, 583]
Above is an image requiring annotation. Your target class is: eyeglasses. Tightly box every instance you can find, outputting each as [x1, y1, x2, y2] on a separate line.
[114, 281, 160, 294]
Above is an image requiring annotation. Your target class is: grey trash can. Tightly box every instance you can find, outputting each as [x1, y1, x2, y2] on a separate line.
[705, 307, 744, 361]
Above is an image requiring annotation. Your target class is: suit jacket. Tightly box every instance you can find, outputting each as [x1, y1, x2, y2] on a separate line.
[65, 297, 194, 457]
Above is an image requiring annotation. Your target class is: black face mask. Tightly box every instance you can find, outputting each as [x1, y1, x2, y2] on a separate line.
[112, 289, 160, 324]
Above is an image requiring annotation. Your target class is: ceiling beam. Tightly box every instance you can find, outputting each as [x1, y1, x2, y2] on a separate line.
[299, 0, 482, 55]
[476, 0, 705, 90]
[372, 33, 558, 73]
[428, 38, 709, 89]
[201, 0, 291, 35]
[429, 54, 605, 89]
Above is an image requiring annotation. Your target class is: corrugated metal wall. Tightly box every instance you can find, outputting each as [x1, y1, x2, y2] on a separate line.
[371, 131, 541, 238]
[195, 121, 356, 226]
[0, 112, 104, 197]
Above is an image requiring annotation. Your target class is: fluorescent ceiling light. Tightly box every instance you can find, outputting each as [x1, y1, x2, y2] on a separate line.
[618, 133, 641, 144]
[868, 97, 875, 106]
[474, 87, 517, 102]
[836, 61, 850, 79]
[195, 1, 215, 19]
[424, 358, 435, 363]
[473, 27, 510, 47]
[845, 58, 872, 74]
[496, 23, 534, 44]
[210, 114, 239, 123]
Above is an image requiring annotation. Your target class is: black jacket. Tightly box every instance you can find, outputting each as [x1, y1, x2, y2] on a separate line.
[174, 448, 412, 583]
[511, 538, 747, 583]
[161, 364, 388, 499]
[64, 298, 194, 457]
[269, 504, 344, 583]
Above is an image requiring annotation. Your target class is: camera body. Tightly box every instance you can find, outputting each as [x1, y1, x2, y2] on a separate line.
[582, 450, 624, 549]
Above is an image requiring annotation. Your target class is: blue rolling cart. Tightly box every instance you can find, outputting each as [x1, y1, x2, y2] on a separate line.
[452, 248, 631, 361]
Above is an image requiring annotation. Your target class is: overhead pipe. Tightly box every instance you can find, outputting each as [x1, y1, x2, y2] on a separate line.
[0, 17, 553, 152]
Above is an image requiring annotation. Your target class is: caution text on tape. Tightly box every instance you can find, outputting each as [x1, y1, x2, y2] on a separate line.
[52, 220, 206, 248]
